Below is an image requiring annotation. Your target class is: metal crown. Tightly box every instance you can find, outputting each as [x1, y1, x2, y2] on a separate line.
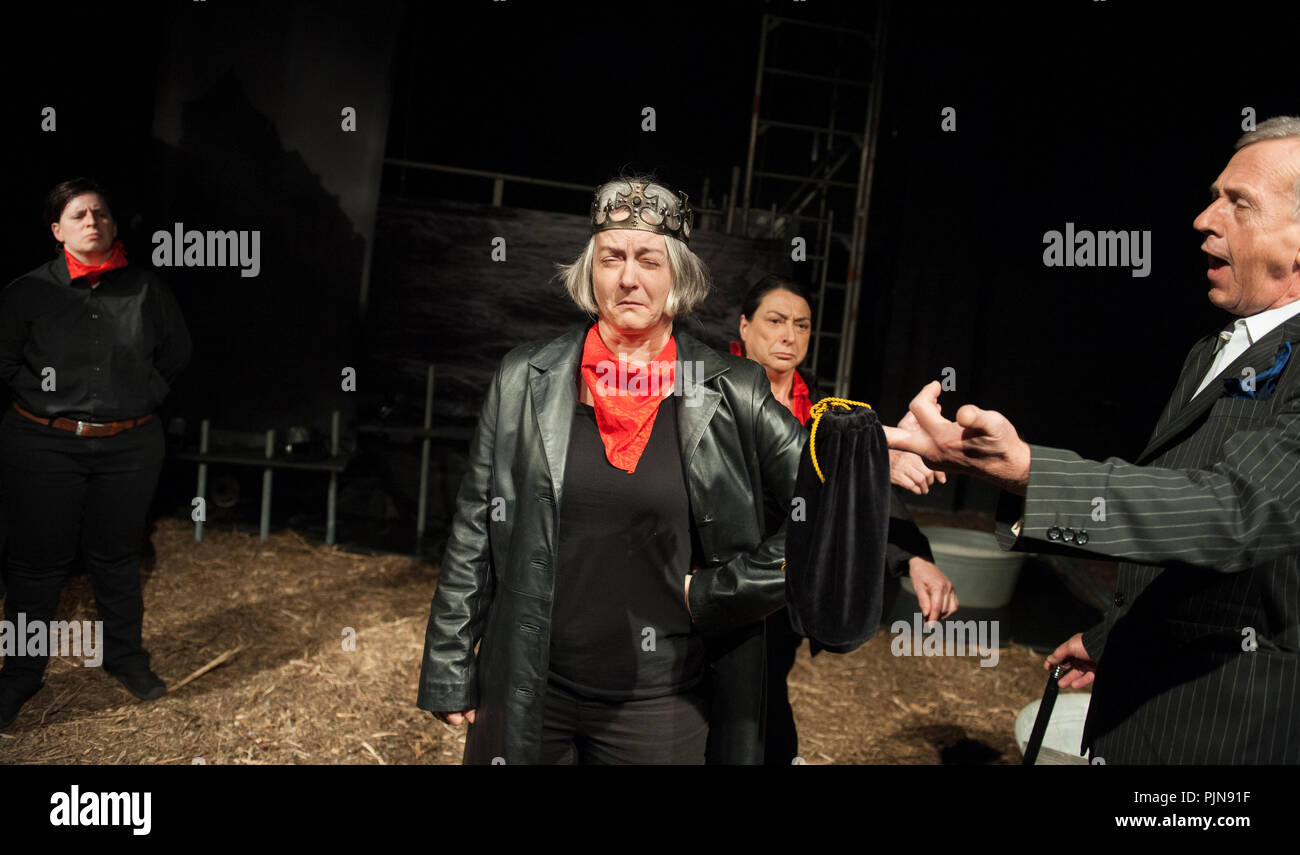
[590, 179, 693, 245]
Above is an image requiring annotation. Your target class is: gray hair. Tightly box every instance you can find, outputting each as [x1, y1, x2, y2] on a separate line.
[557, 233, 712, 318]
[1236, 115, 1300, 218]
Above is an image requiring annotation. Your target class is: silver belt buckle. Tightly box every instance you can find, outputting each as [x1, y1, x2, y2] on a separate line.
[75, 420, 105, 435]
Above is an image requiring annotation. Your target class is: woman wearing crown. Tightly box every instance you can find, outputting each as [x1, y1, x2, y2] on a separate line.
[417, 176, 811, 763]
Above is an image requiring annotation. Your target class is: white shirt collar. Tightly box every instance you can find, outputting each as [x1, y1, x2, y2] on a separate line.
[1238, 299, 1300, 347]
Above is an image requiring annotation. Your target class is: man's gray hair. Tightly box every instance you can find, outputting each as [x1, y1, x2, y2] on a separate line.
[1236, 115, 1300, 218]
[557, 233, 712, 317]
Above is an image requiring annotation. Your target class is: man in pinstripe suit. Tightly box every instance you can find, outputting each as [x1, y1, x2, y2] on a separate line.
[886, 117, 1300, 764]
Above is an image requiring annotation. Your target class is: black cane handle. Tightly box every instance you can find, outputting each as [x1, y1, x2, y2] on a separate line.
[1022, 664, 1066, 766]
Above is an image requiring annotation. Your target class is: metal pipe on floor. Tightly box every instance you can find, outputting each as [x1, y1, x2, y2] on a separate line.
[327, 410, 340, 545]
[195, 419, 210, 542]
[260, 429, 275, 541]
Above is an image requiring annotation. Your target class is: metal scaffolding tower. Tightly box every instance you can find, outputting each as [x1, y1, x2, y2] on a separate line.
[739, 4, 888, 398]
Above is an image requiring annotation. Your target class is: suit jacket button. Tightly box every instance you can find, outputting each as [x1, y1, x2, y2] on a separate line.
[1114, 592, 1125, 607]
[710, 554, 720, 564]
[1046, 526, 1062, 541]
[1076, 529, 1089, 545]
[1062, 527, 1076, 543]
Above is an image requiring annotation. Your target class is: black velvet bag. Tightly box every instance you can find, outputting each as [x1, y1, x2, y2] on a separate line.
[784, 400, 892, 654]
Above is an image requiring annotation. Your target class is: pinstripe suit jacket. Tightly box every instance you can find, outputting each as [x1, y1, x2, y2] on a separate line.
[996, 312, 1300, 764]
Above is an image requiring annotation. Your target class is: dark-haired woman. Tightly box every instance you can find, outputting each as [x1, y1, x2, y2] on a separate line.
[0, 179, 191, 730]
[733, 274, 958, 764]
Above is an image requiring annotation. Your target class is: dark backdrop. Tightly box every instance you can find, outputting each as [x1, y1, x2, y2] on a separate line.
[2, 0, 1298, 520]
[857, 3, 1298, 509]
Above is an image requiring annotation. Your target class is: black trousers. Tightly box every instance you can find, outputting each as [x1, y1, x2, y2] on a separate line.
[0, 410, 164, 690]
[764, 607, 803, 765]
[538, 677, 710, 764]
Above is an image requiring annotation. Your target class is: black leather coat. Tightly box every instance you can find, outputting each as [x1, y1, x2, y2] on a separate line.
[417, 324, 807, 763]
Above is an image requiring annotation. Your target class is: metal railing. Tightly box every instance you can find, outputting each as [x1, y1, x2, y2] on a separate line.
[382, 158, 729, 232]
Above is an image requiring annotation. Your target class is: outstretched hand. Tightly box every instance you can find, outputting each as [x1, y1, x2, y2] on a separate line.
[890, 449, 947, 494]
[888, 412, 948, 494]
[882, 381, 1032, 495]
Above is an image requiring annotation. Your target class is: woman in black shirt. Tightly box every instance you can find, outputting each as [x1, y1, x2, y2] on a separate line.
[733, 273, 958, 763]
[0, 179, 191, 731]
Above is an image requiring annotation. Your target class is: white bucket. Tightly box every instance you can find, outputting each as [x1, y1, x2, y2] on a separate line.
[900, 526, 1029, 608]
[1015, 692, 1092, 763]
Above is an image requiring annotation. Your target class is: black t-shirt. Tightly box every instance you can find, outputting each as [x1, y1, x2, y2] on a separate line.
[548, 392, 705, 701]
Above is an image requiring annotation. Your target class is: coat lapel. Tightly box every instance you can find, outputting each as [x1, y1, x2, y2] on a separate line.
[1142, 332, 1217, 452]
[1138, 332, 1225, 462]
[1139, 316, 1300, 463]
[673, 331, 729, 469]
[527, 326, 585, 507]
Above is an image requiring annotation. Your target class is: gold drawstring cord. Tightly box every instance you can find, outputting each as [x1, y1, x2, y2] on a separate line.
[808, 397, 873, 484]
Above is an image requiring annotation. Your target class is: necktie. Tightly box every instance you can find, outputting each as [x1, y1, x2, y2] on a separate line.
[1193, 319, 1249, 398]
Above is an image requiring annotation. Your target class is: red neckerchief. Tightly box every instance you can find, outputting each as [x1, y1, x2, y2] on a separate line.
[790, 370, 813, 426]
[579, 324, 676, 474]
[65, 240, 128, 285]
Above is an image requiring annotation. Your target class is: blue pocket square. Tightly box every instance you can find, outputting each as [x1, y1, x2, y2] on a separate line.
[1225, 341, 1293, 400]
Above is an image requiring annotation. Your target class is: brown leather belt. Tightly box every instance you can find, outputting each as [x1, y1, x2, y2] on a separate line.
[12, 402, 154, 437]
